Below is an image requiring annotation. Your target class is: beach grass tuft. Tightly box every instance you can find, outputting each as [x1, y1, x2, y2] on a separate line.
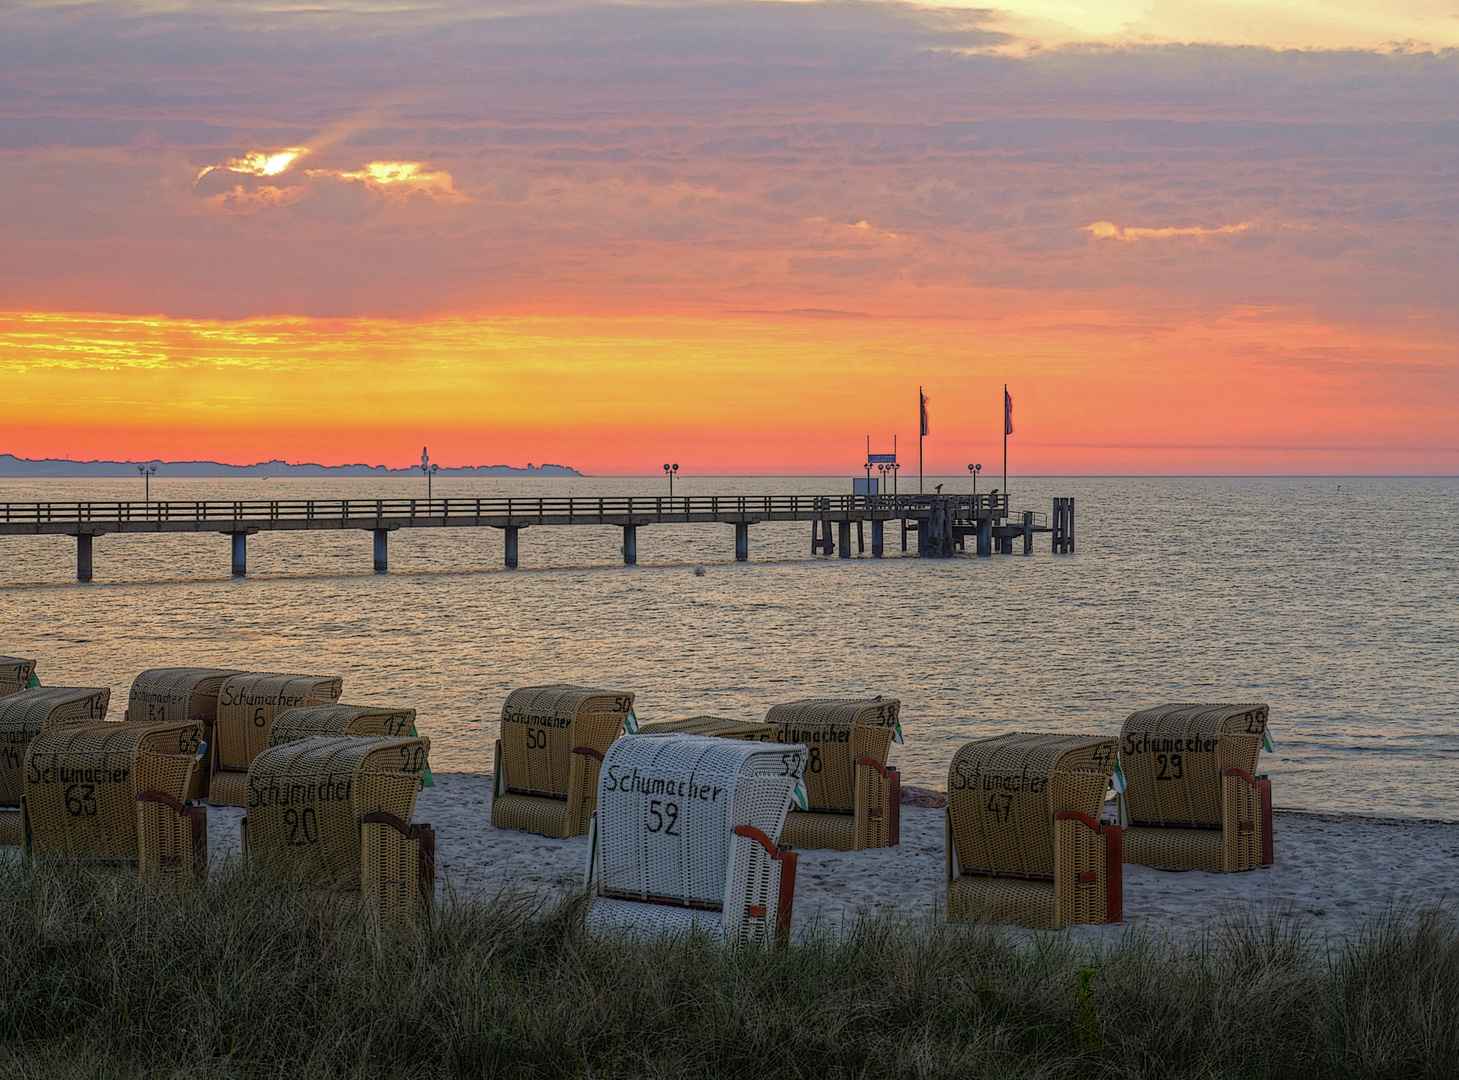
[0, 858, 1454, 1078]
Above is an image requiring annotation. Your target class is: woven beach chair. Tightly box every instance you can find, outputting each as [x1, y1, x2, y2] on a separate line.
[946, 732, 1123, 930]
[637, 716, 777, 741]
[22, 720, 207, 883]
[584, 733, 804, 947]
[0, 656, 37, 699]
[268, 704, 417, 746]
[127, 668, 244, 801]
[1118, 703, 1274, 872]
[209, 673, 344, 807]
[764, 697, 902, 851]
[242, 735, 434, 925]
[490, 685, 634, 838]
[0, 686, 111, 845]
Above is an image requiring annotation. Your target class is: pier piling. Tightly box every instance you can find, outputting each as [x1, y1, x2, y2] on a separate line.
[857, 520, 864, 554]
[505, 526, 520, 569]
[838, 520, 851, 558]
[734, 522, 748, 562]
[75, 533, 92, 582]
[1023, 511, 1034, 555]
[230, 532, 247, 577]
[1052, 498, 1075, 554]
[977, 517, 992, 557]
[622, 524, 637, 565]
[872, 520, 884, 557]
[373, 529, 389, 573]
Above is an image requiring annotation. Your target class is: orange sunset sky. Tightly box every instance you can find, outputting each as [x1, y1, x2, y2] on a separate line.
[1, 0, 1456, 474]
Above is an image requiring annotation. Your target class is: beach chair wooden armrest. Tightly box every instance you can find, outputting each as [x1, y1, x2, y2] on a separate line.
[361, 811, 436, 911]
[1053, 810, 1122, 924]
[572, 746, 605, 761]
[732, 825, 798, 948]
[854, 756, 900, 848]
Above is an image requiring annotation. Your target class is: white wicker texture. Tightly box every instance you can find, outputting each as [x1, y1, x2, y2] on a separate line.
[585, 733, 805, 946]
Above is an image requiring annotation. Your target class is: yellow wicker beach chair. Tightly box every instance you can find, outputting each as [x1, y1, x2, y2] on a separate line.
[585, 733, 804, 947]
[209, 673, 343, 807]
[946, 732, 1123, 930]
[22, 720, 207, 883]
[127, 667, 244, 801]
[490, 685, 633, 838]
[0, 686, 111, 845]
[242, 735, 434, 925]
[637, 716, 777, 741]
[268, 704, 417, 746]
[765, 697, 901, 851]
[1119, 703, 1274, 872]
[0, 657, 37, 699]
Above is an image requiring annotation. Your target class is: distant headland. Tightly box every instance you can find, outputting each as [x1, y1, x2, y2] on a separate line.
[0, 455, 582, 478]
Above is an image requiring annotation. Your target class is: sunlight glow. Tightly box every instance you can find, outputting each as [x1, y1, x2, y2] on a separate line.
[197, 148, 307, 180]
[1084, 221, 1254, 242]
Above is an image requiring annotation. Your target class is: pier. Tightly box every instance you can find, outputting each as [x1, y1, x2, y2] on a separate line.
[0, 493, 1073, 580]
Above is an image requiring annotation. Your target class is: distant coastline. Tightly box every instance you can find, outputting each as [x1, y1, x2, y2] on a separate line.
[0, 454, 582, 478]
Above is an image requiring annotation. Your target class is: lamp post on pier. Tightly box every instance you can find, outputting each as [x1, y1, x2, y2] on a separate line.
[138, 462, 157, 502]
[663, 462, 679, 498]
[969, 462, 981, 502]
[420, 447, 439, 502]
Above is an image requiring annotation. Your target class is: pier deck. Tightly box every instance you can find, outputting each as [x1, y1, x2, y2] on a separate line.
[0, 493, 1073, 579]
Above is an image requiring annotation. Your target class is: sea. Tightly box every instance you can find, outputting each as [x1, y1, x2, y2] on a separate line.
[1, 475, 1454, 821]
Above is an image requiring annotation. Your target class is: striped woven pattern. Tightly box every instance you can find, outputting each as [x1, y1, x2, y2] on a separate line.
[491, 685, 632, 838]
[586, 733, 804, 946]
[1122, 772, 1270, 872]
[1120, 703, 1267, 827]
[0, 657, 36, 698]
[128, 667, 244, 802]
[211, 673, 343, 805]
[269, 704, 417, 747]
[946, 732, 1120, 930]
[765, 697, 898, 811]
[0, 686, 112, 811]
[23, 721, 201, 872]
[245, 735, 427, 884]
[638, 716, 777, 741]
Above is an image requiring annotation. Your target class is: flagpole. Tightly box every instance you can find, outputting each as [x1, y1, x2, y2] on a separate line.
[918, 386, 924, 494]
[1003, 383, 1008, 500]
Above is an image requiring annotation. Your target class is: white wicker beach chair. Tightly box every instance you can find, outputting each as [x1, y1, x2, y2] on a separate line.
[584, 733, 805, 947]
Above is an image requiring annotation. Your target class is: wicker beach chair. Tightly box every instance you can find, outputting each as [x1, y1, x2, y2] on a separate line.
[127, 668, 244, 801]
[1118, 703, 1274, 872]
[209, 673, 344, 807]
[765, 697, 902, 851]
[946, 732, 1123, 930]
[22, 720, 207, 882]
[0, 686, 111, 845]
[637, 716, 777, 741]
[584, 733, 804, 947]
[243, 735, 434, 925]
[490, 685, 633, 838]
[0, 657, 37, 698]
[268, 704, 417, 746]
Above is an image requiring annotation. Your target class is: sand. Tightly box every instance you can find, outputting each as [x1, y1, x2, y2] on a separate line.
[204, 771, 1459, 942]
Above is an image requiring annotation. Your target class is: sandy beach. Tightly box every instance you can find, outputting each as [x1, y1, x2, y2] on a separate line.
[206, 771, 1459, 941]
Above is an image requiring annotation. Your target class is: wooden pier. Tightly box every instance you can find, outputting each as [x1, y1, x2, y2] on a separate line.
[0, 493, 1073, 580]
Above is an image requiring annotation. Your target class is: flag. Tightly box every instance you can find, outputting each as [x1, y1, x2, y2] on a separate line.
[625, 706, 640, 735]
[1111, 759, 1127, 795]
[920, 389, 929, 436]
[1004, 386, 1014, 435]
[1262, 726, 1274, 754]
[791, 776, 809, 811]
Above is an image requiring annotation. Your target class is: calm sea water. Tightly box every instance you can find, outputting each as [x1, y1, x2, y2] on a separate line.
[1, 476, 1454, 820]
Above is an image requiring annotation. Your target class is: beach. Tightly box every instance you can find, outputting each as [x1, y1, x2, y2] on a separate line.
[207, 772, 1459, 940]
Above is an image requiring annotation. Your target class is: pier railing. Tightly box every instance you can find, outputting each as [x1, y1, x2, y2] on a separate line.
[0, 492, 1011, 526]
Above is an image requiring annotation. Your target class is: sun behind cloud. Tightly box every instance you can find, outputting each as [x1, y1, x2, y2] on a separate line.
[1084, 221, 1255, 242]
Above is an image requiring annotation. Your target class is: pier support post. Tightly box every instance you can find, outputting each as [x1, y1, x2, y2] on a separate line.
[1023, 511, 1034, 555]
[871, 519, 884, 557]
[231, 532, 247, 577]
[901, 520, 908, 552]
[856, 520, 864, 554]
[505, 526, 519, 569]
[1052, 498, 1075, 554]
[977, 517, 992, 557]
[622, 524, 637, 565]
[735, 522, 748, 562]
[373, 529, 389, 573]
[838, 520, 851, 558]
[75, 533, 93, 583]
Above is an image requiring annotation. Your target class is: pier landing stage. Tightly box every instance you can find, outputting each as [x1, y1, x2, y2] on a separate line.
[0, 493, 1074, 580]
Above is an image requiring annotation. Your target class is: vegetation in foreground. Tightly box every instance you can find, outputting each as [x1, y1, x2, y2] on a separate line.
[0, 860, 1454, 1079]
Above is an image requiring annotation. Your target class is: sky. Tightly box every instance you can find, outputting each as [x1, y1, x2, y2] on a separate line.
[0, 0, 1456, 474]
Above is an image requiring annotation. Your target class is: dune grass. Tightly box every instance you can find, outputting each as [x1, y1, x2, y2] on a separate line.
[0, 859, 1454, 1079]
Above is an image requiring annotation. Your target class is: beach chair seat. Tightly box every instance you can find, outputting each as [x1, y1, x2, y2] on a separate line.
[765, 697, 902, 851]
[637, 716, 777, 741]
[945, 732, 1123, 930]
[127, 667, 244, 801]
[268, 704, 417, 746]
[584, 733, 804, 947]
[243, 735, 433, 925]
[0, 686, 111, 845]
[21, 720, 207, 882]
[209, 673, 343, 807]
[0, 656, 37, 699]
[1118, 703, 1273, 872]
[490, 685, 633, 838]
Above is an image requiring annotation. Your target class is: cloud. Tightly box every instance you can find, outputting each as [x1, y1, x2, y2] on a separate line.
[1084, 220, 1255, 241]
